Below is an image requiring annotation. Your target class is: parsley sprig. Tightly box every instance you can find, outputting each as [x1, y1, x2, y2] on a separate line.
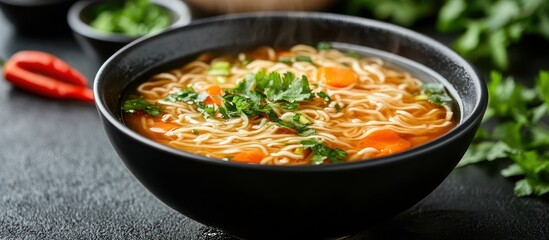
[122, 98, 162, 117]
[301, 139, 348, 165]
[459, 70, 549, 197]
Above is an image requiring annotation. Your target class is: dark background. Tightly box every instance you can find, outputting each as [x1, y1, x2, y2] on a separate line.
[1, 4, 549, 240]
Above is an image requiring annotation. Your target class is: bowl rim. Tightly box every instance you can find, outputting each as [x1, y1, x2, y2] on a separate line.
[67, 0, 191, 43]
[94, 12, 488, 172]
[0, 0, 73, 6]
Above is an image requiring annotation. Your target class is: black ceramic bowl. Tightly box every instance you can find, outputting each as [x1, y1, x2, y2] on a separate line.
[67, 0, 191, 61]
[94, 12, 487, 239]
[0, 0, 76, 34]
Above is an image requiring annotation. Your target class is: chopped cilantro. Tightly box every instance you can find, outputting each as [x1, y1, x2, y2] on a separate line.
[123, 98, 162, 116]
[419, 82, 452, 106]
[280, 102, 299, 110]
[301, 139, 347, 164]
[192, 129, 200, 135]
[316, 91, 332, 102]
[165, 87, 207, 103]
[277, 113, 316, 136]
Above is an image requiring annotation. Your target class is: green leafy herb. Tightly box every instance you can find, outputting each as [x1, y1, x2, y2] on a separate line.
[277, 113, 316, 136]
[437, 0, 549, 69]
[90, 0, 172, 36]
[123, 98, 162, 116]
[192, 129, 200, 135]
[261, 72, 313, 103]
[345, 0, 438, 26]
[301, 139, 348, 164]
[344, 0, 549, 70]
[316, 91, 332, 102]
[165, 87, 207, 103]
[459, 70, 549, 197]
[417, 82, 452, 106]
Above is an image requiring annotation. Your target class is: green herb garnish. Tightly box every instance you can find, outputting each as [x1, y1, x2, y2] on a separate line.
[277, 113, 316, 136]
[90, 0, 172, 37]
[165, 87, 207, 103]
[418, 82, 452, 106]
[459, 70, 549, 197]
[301, 139, 348, 164]
[123, 98, 162, 116]
[259, 72, 313, 103]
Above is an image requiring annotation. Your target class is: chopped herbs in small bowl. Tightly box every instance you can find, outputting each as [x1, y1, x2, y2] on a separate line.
[67, 0, 191, 61]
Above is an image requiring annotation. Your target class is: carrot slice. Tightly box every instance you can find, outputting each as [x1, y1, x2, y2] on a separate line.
[203, 85, 223, 105]
[358, 129, 412, 157]
[317, 66, 358, 87]
[149, 122, 180, 133]
[276, 51, 294, 58]
[232, 150, 266, 164]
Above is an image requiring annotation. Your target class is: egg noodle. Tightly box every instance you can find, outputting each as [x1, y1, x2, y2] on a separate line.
[124, 44, 455, 165]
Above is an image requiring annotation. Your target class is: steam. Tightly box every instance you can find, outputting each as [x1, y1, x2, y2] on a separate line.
[186, 0, 337, 14]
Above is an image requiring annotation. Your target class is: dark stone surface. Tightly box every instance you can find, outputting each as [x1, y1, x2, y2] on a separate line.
[1, 10, 548, 240]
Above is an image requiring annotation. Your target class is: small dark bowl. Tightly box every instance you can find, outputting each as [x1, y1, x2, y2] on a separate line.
[0, 0, 76, 34]
[94, 13, 487, 239]
[67, 0, 191, 61]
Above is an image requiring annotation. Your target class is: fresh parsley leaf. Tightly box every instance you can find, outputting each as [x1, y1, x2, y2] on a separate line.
[536, 71, 549, 106]
[300, 139, 348, 164]
[458, 141, 511, 167]
[509, 151, 549, 197]
[459, 70, 549, 197]
[269, 72, 313, 103]
[123, 98, 162, 117]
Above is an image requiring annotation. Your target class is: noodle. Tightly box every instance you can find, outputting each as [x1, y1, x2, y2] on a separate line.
[123, 44, 456, 165]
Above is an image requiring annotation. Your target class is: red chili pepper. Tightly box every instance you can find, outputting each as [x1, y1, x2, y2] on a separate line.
[2, 50, 94, 103]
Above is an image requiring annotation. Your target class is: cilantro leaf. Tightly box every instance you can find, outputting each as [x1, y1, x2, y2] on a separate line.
[123, 98, 162, 117]
[458, 70, 549, 197]
[509, 151, 549, 197]
[277, 113, 316, 136]
[300, 139, 348, 164]
[458, 141, 511, 167]
[536, 71, 549, 107]
[419, 82, 452, 106]
[264, 72, 313, 103]
[165, 87, 207, 103]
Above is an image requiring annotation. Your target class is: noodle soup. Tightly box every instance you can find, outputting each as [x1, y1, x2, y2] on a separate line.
[122, 43, 456, 165]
